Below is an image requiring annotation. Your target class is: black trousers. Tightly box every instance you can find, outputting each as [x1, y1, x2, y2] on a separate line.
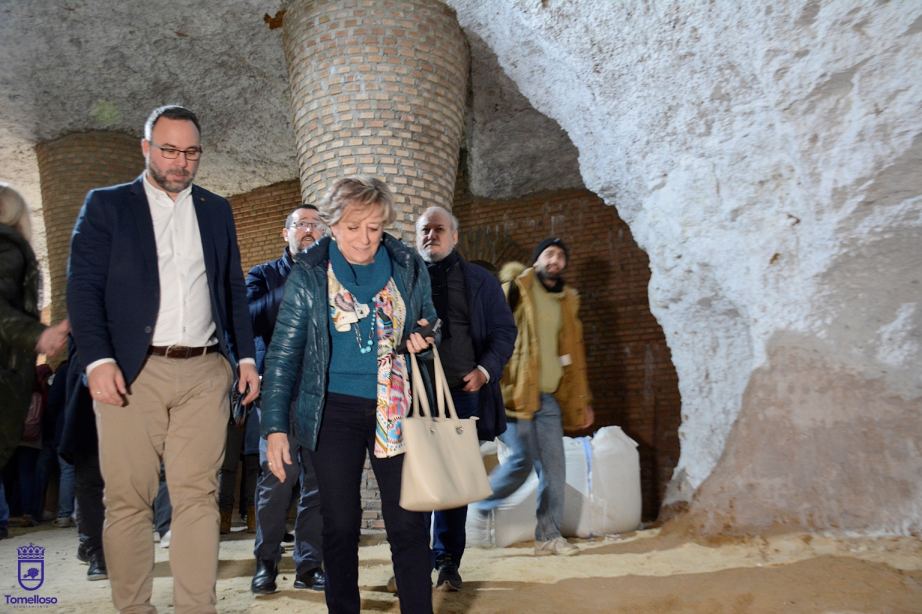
[254, 438, 323, 572]
[218, 421, 258, 513]
[310, 393, 432, 614]
[74, 453, 105, 559]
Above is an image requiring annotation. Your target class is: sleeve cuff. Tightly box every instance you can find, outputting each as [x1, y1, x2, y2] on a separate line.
[476, 364, 491, 383]
[86, 358, 116, 376]
[239, 358, 256, 366]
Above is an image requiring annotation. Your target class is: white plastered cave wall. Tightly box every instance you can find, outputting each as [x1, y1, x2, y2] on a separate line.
[448, 0, 922, 533]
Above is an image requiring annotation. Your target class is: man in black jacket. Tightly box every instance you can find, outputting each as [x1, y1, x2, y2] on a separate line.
[248, 205, 326, 594]
[58, 340, 107, 581]
[415, 206, 517, 591]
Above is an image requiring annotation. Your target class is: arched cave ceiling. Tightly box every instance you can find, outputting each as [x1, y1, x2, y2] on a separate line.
[0, 0, 582, 277]
[0, 0, 295, 214]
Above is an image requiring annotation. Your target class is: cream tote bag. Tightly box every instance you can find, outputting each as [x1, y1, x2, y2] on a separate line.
[400, 346, 492, 511]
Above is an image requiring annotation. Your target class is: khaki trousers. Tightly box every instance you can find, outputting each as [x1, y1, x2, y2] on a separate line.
[95, 352, 232, 613]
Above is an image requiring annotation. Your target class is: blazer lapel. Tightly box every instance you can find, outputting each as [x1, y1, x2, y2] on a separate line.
[191, 187, 224, 346]
[191, 187, 217, 277]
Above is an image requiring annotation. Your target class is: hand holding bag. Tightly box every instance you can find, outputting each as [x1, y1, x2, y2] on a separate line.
[229, 378, 252, 429]
[400, 346, 492, 511]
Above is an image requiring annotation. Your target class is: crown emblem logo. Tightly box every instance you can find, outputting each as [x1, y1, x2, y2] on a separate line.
[17, 542, 46, 591]
[17, 543, 45, 560]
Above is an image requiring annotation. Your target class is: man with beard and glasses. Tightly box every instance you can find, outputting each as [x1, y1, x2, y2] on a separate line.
[67, 104, 258, 613]
[413, 206, 516, 592]
[247, 205, 326, 594]
[469, 237, 594, 557]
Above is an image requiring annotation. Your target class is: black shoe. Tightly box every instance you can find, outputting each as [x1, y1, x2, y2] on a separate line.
[251, 559, 278, 594]
[76, 541, 90, 564]
[293, 567, 325, 591]
[436, 561, 462, 592]
[87, 555, 108, 581]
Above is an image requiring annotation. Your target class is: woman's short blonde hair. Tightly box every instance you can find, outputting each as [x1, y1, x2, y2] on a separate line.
[318, 176, 396, 227]
[0, 182, 32, 240]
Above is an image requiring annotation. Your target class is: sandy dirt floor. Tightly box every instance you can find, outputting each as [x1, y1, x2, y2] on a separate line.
[1, 520, 921, 613]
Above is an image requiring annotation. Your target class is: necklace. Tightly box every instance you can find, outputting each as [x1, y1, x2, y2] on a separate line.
[353, 308, 376, 354]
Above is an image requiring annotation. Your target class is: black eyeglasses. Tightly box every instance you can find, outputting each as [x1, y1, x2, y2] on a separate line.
[150, 142, 203, 161]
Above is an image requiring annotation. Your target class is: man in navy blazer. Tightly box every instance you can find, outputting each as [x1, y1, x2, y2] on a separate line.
[67, 105, 258, 614]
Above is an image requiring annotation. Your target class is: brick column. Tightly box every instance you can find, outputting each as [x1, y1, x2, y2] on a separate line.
[282, 0, 469, 241]
[36, 132, 143, 324]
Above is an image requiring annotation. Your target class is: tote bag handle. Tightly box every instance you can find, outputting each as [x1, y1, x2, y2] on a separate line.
[409, 345, 458, 422]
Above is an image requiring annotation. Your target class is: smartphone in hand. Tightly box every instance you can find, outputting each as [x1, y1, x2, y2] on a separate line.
[395, 318, 441, 353]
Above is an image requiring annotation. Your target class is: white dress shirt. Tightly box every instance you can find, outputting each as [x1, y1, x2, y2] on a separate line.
[143, 174, 217, 347]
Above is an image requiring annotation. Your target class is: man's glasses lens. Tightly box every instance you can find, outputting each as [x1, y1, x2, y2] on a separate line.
[153, 143, 202, 161]
[294, 222, 325, 231]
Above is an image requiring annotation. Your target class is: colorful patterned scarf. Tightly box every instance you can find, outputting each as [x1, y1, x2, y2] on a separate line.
[328, 264, 409, 457]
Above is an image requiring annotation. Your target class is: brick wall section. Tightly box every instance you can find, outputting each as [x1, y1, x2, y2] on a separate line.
[228, 179, 302, 272]
[282, 0, 468, 241]
[36, 131, 144, 324]
[454, 188, 682, 520]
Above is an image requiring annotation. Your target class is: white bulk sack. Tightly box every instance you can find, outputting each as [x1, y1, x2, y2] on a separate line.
[466, 426, 641, 547]
[561, 426, 642, 537]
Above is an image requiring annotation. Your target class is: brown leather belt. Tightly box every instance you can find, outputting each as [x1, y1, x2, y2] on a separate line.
[148, 345, 218, 359]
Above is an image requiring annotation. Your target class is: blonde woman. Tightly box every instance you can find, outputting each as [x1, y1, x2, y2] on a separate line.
[261, 176, 436, 614]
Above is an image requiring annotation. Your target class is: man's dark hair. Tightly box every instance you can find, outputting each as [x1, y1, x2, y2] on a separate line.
[285, 204, 319, 228]
[144, 105, 202, 140]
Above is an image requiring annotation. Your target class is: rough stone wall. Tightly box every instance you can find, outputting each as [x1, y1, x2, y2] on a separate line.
[464, 33, 582, 198]
[447, 1, 922, 533]
[454, 186, 681, 519]
[282, 0, 468, 240]
[36, 131, 144, 324]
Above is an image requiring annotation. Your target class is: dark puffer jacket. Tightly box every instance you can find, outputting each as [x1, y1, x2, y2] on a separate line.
[259, 234, 436, 451]
[0, 224, 45, 469]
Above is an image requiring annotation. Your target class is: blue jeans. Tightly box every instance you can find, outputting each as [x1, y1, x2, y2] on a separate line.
[57, 455, 76, 518]
[254, 430, 323, 573]
[429, 389, 480, 569]
[473, 393, 565, 542]
[154, 464, 171, 537]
